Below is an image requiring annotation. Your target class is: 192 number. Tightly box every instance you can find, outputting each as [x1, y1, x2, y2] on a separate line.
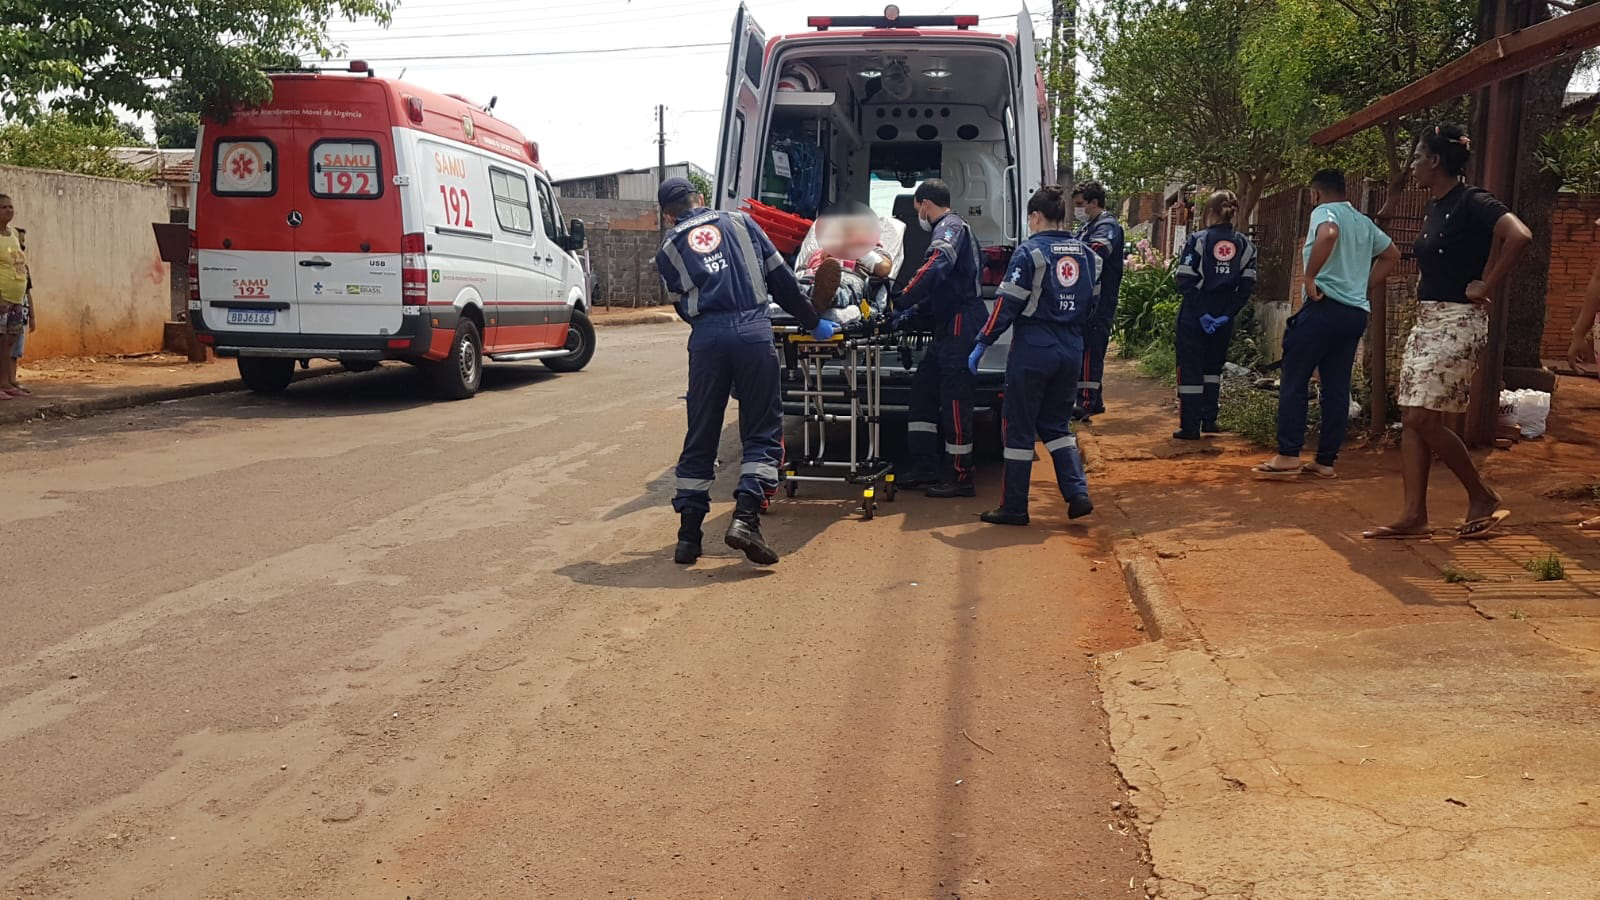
[440, 186, 475, 228]
[320, 171, 373, 195]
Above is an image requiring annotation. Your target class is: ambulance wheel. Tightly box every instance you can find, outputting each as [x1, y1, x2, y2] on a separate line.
[430, 320, 483, 400]
[340, 360, 379, 374]
[238, 357, 294, 394]
[543, 310, 596, 373]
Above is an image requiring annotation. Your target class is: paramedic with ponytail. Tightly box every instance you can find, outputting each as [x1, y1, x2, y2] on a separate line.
[655, 177, 836, 567]
[893, 179, 986, 498]
[970, 186, 1098, 526]
[1172, 191, 1258, 440]
[1074, 181, 1124, 420]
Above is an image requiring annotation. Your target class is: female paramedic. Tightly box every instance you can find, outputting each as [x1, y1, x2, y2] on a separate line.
[1172, 191, 1258, 440]
[967, 186, 1098, 526]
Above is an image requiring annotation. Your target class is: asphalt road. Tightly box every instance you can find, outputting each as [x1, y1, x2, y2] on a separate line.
[0, 323, 1149, 898]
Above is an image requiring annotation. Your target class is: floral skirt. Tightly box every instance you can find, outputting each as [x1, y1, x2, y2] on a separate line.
[0, 299, 25, 337]
[1397, 301, 1488, 414]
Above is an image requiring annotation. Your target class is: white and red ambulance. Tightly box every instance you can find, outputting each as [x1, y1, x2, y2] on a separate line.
[189, 66, 593, 399]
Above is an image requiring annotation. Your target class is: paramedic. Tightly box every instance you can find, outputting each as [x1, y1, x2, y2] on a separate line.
[1172, 191, 1258, 440]
[892, 179, 986, 498]
[655, 177, 837, 566]
[1074, 181, 1124, 420]
[969, 186, 1097, 525]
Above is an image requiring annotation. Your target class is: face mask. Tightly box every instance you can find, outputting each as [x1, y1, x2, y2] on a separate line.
[1074, 207, 1089, 225]
[918, 214, 934, 233]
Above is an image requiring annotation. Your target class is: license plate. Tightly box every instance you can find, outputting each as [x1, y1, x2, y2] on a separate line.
[227, 309, 276, 326]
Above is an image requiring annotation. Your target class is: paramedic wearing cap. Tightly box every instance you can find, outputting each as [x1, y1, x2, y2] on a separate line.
[893, 179, 986, 498]
[655, 177, 837, 567]
[1074, 182, 1124, 420]
[970, 186, 1097, 526]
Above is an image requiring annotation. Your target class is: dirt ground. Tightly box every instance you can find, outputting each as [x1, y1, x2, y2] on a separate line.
[0, 324, 1150, 898]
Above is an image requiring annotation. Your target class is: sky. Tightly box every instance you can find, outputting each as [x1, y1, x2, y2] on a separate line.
[321, 0, 1053, 180]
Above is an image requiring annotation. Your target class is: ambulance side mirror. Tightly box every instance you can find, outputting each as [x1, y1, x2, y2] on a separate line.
[565, 218, 587, 251]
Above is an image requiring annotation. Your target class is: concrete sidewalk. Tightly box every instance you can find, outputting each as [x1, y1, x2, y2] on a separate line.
[1085, 359, 1600, 899]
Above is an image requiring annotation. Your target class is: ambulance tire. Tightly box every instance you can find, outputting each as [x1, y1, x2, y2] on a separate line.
[238, 357, 295, 394]
[543, 310, 595, 373]
[340, 360, 379, 374]
[430, 320, 483, 400]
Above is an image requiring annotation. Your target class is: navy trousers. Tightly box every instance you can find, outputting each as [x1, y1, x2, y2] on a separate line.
[1001, 328, 1090, 514]
[1277, 300, 1369, 466]
[908, 318, 979, 484]
[673, 318, 784, 516]
[1176, 316, 1234, 431]
[1080, 315, 1113, 414]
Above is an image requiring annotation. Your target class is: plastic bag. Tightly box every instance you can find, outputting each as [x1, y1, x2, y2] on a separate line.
[1512, 389, 1551, 439]
[1497, 391, 1519, 430]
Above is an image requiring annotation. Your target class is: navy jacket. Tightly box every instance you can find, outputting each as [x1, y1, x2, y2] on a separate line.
[1078, 212, 1124, 324]
[1174, 225, 1257, 320]
[656, 207, 818, 329]
[895, 211, 984, 330]
[978, 231, 1099, 346]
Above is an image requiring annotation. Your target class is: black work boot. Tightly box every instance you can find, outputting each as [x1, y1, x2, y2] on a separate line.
[1173, 428, 1201, 441]
[980, 508, 1030, 526]
[1201, 421, 1226, 435]
[726, 494, 780, 565]
[674, 512, 705, 565]
[927, 480, 977, 498]
[1068, 495, 1095, 520]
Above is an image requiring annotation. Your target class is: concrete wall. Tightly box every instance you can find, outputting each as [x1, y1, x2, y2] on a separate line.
[1, 164, 171, 357]
[561, 197, 668, 307]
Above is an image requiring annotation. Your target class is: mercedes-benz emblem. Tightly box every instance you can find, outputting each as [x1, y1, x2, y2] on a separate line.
[287, 210, 303, 227]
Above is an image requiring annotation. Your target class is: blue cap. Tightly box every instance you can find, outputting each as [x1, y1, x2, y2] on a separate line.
[658, 176, 696, 206]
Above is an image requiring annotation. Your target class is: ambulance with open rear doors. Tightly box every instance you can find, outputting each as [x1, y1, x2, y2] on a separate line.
[189, 65, 593, 399]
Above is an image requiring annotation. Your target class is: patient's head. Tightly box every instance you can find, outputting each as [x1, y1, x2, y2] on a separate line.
[814, 200, 882, 260]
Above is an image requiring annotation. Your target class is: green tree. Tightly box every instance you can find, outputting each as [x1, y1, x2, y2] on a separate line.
[1082, 0, 1296, 220]
[1, 0, 393, 123]
[687, 171, 713, 201]
[0, 113, 150, 180]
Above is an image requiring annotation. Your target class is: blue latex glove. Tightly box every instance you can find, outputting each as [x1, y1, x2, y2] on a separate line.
[890, 310, 913, 332]
[1199, 314, 1217, 335]
[967, 343, 986, 375]
[1214, 315, 1230, 328]
[811, 319, 838, 341]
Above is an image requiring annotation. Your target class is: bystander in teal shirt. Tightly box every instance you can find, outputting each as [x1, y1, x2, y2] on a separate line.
[1302, 202, 1393, 312]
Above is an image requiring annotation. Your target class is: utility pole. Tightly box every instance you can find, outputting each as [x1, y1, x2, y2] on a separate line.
[1053, 0, 1076, 189]
[657, 103, 667, 305]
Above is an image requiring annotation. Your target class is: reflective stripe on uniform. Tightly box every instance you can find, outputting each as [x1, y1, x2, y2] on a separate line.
[684, 287, 701, 317]
[726, 213, 768, 300]
[909, 421, 940, 434]
[1177, 385, 1204, 395]
[765, 252, 784, 273]
[741, 462, 779, 481]
[1078, 381, 1102, 390]
[1003, 447, 1035, 461]
[1204, 375, 1223, 384]
[998, 282, 1031, 301]
[946, 443, 975, 456]
[1023, 246, 1048, 318]
[676, 477, 714, 492]
[1044, 435, 1078, 453]
[662, 241, 694, 312]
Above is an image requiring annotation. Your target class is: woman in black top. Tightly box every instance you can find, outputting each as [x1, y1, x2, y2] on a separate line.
[1365, 124, 1531, 540]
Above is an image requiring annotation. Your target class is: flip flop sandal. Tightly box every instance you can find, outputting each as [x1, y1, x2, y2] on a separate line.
[1362, 526, 1434, 540]
[1253, 462, 1302, 479]
[1580, 517, 1600, 532]
[1457, 509, 1511, 541]
[1301, 465, 1338, 480]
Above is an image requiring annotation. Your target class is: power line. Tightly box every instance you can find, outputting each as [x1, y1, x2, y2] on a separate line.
[318, 41, 725, 64]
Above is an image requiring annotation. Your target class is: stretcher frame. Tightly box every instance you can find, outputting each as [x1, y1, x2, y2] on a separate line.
[772, 314, 899, 521]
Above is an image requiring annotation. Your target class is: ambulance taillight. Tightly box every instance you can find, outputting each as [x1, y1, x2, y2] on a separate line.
[188, 231, 199, 306]
[526, 141, 540, 165]
[402, 233, 429, 305]
[404, 95, 425, 125]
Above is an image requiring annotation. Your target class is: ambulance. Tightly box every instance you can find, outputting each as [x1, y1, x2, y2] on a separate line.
[189, 66, 593, 399]
[715, 5, 1057, 433]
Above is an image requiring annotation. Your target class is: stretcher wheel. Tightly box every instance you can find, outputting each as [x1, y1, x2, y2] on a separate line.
[884, 481, 897, 502]
[785, 481, 798, 498]
[862, 488, 877, 521]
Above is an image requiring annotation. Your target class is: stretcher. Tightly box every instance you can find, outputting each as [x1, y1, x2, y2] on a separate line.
[771, 282, 899, 521]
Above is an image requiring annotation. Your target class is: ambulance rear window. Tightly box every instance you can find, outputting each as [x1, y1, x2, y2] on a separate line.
[213, 139, 276, 196]
[310, 139, 383, 199]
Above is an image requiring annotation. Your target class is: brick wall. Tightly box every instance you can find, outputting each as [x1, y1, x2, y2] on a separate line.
[560, 197, 667, 307]
[1543, 196, 1600, 360]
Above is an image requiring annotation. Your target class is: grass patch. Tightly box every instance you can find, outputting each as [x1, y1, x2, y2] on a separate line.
[1545, 483, 1600, 503]
[1510, 610, 1528, 621]
[1442, 565, 1485, 584]
[1136, 340, 1177, 383]
[1523, 554, 1567, 582]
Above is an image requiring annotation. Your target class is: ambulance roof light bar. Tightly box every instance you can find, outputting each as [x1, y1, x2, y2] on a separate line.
[808, 6, 979, 30]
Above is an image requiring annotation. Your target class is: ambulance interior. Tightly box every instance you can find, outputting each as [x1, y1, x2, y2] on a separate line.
[754, 45, 1022, 294]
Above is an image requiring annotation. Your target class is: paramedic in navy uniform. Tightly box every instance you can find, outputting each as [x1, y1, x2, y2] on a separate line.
[1172, 191, 1258, 440]
[1073, 181, 1124, 420]
[893, 179, 987, 498]
[655, 177, 837, 566]
[969, 186, 1098, 526]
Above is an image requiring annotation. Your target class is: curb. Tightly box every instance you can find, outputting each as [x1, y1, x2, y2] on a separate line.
[0, 364, 340, 428]
[1116, 546, 1199, 646]
[590, 309, 680, 328]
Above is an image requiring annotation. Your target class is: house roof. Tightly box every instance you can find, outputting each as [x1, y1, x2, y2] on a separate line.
[554, 161, 711, 184]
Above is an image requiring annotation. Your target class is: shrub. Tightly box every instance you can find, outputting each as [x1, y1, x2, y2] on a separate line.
[1115, 242, 1180, 356]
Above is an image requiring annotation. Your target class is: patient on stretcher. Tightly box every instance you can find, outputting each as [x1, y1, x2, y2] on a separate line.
[795, 201, 905, 325]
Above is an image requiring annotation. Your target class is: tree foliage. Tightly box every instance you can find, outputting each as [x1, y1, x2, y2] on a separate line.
[0, 113, 150, 180]
[1, 0, 394, 123]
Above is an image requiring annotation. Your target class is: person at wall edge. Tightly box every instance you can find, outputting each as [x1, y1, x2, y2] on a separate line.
[892, 179, 987, 498]
[969, 186, 1098, 526]
[1172, 191, 1257, 440]
[1364, 124, 1532, 541]
[1256, 169, 1399, 480]
[1568, 222, 1600, 533]
[654, 177, 836, 566]
[1074, 181, 1124, 421]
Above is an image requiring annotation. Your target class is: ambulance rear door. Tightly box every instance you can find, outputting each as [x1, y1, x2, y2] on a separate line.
[1013, 7, 1047, 227]
[198, 124, 304, 337]
[713, 4, 768, 210]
